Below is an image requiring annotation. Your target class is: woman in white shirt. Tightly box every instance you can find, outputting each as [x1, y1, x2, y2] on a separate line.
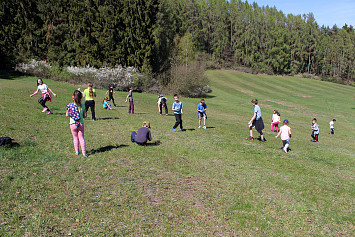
[30, 78, 57, 114]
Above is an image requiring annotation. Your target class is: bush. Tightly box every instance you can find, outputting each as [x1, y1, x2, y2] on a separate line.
[167, 62, 210, 98]
[15, 60, 141, 90]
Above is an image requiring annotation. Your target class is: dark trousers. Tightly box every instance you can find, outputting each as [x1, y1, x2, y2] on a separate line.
[131, 131, 145, 146]
[330, 128, 334, 134]
[108, 94, 116, 106]
[128, 101, 134, 114]
[38, 97, 50, 110]
[173, 114, 183, 129]
[85, 100, 96, 120]
[159, 102, 168, 114]
[311, 132, 319, 141]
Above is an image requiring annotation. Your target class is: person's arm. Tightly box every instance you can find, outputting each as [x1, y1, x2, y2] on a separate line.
[289, 128, 292, 138]
[275, 130, 281, 138]
[94, 90, 97, 97]
[105, 90, 108, 95]
[248, 113, 256, 125]
[48, 87, 57, 97]
[83, 109, 87, 118]
[125, 93, 129, 102]
[181, 108, 183, 114]
[30, 88, 39, 97]
[66, 109, 69, 117]
[148, 130, 152, 141]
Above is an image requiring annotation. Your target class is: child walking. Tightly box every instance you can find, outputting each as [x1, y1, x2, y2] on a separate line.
[66, 90, 88, 157]
[311, 118, 319, 142]
[103, 97, 112, 110]
[329, 119, 336, 134]
[271, 110, 281, 132]
[30, 78, 57, 114]
[275, 119, 292, 153]
[125, 87, 134, 114]
[246, 99, 266, 142]
[83, 82, 97, 121]
[172, 94, 183, 131]
[105, 84, 117, 107]
[157, 94, 168, 115]
[197, 99, 207, 129]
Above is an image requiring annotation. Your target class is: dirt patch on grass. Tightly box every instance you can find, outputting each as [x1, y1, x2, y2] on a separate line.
[239, 88, 254, 96]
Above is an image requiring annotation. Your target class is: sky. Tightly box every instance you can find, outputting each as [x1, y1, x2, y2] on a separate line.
[250, 0, 355, 27]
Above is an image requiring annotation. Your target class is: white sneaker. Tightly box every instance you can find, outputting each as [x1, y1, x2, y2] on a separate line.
[283, 147, 288, 153]
[42, 108, 48, 112]
[198, 126, 201, 129]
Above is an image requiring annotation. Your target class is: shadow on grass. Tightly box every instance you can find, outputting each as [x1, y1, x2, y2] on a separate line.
[145, 140, 161, 146]
[181, 128, 195, 131]
[203, 94, 216, 99]
[97, 117, 120, 120]
[89, 144, 128, 154]
[206, 126, 216, 129]
[0, 70, 26, 80]
[132, 113, 146, 115]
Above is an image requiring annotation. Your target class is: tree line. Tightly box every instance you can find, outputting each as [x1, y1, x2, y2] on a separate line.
[1, 0, 354, 83]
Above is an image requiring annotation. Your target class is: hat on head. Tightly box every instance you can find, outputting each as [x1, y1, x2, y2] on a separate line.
[160, 94, 164, 97]
[283, 119, 289, 123]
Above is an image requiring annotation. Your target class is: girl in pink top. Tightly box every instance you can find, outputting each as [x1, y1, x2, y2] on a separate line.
[271, 110, 281, 132]
[30, 78, 57, 114]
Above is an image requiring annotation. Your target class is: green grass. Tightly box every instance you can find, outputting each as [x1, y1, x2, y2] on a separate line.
[0, 70, 354, 236]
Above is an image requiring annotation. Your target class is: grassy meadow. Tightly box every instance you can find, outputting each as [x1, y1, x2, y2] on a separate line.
[0, 70, 354, 236]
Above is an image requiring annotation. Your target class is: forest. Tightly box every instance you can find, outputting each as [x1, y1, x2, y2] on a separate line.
[1, 0, 354, 83]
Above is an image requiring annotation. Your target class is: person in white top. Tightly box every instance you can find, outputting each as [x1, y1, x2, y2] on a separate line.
[30, 78, 57, 114]
[275, 119, 292, 153]
[271, 110, 281, 133]
[329, 119, 336, 134]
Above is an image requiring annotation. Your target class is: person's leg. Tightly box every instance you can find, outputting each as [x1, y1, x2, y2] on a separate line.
[272, 122, 275, 132]
[284, 139, 290, 150]
[131, 131, 137, 142]
[276, 123, 279, 133]
[159, 103, 162, 114]
[111, 96, 116, 106]
[77, 124, 86, 155]
[249, 127, 253, 138]
[203, 115, 206, 126]
[70, 124, 80, 153]
[260, 131, 264, 141]
[131, 101, 134, 114]
[315, 134, 318, 141]
[173, 114, 180, 129]
[85, 101, 90, 114]
[164, 103, 168, 115]
[311, 131, 315, 140]
[199, 119, 201, 127]
[91, 101, 96, 120]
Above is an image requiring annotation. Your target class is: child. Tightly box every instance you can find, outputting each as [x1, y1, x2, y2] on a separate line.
[105, 84, 117, 107]
[66, 90, 88, 157]
[30, 78, 57, 114]
[157, 94, 168, 115]
[271, 110, 281, 132]
[83, 82, 97, 121]
[131, 121, 152, 146]
[246, 99, 266, 142]
[329, 119, 336, 134]
[125, 87, 134, 114]
[197, 99, 207, 129]
[275, 119, 292, 153]
[172, 94, 183, 131]
[311, 118, 319, 142]
[103, 97, 112, 110]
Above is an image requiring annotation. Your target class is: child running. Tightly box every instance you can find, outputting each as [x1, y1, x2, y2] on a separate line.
[329, 119, 336, 134]
[157, 94, 168, 115]
[172, 94, 183, 131]
[125, 87, 134, 114]
[275, 119, 292, 153]
[30, 78, 57, 114]
[105, 84, 117, 107]
[103, 97, 112, 110]
[197, 99, 207, 129]
[271, 110, 281, 132]
[246, 99, 266, 142]
[83, 82, 97, 121]
[311, 118, 319, 142]
[131, 121, 152, 146]
[66, 90, 88, 157]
